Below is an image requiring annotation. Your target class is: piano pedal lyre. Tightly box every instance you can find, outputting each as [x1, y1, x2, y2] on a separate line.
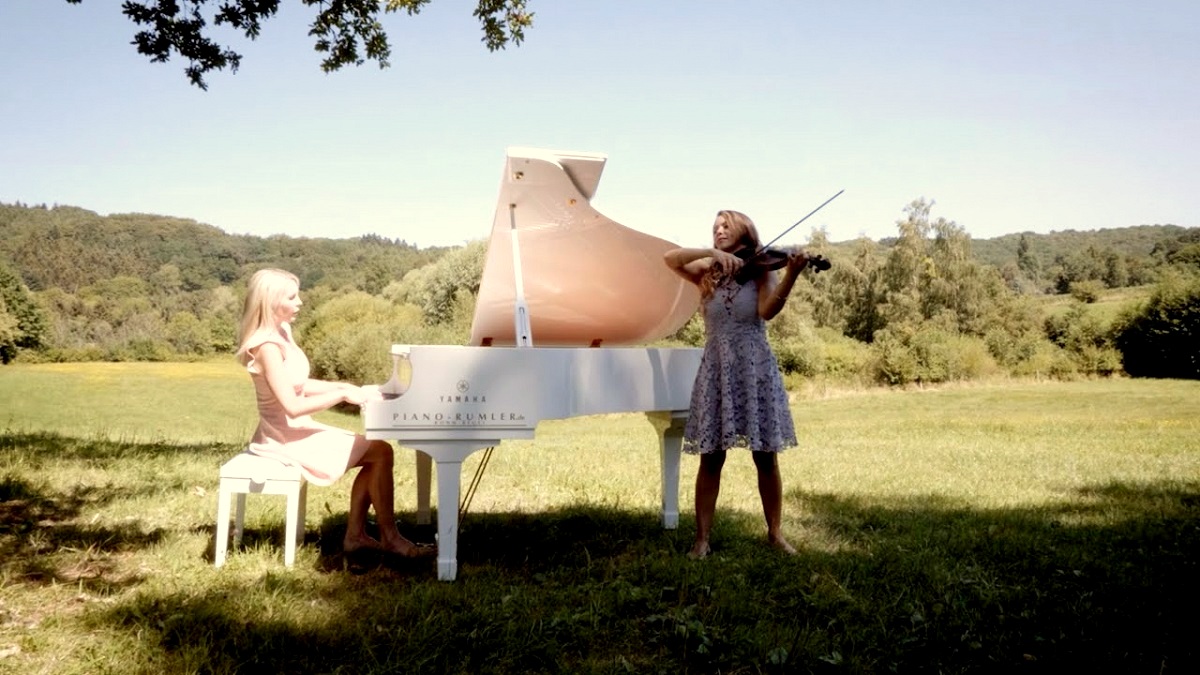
[460, 446, 496, 526]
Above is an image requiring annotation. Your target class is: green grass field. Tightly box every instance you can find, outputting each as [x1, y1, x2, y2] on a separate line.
[1, 362, 1198, 674]
[1037, 284, 1152, 326]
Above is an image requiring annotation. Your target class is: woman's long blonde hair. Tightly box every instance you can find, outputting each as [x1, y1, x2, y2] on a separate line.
[699, 209, 762, 301]
[235, 268, 299, 366]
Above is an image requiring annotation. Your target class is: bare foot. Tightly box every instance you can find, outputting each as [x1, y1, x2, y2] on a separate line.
[769, 536, 797, 555]
[343, 534, 383, 554]
[381, 536, 437, 559]
[687, 542, 712, 560]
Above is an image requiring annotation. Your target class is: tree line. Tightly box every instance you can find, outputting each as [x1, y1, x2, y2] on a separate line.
[1, 201, 1197, 382]
[0, 203, 444, 363]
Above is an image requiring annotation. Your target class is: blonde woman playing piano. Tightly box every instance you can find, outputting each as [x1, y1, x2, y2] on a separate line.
[236, 268, 432, 565]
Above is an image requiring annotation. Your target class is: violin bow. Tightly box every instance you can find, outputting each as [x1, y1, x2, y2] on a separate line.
[758, 189, 845, 252]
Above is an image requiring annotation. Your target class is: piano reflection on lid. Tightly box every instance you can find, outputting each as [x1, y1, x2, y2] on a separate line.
[362, 147, 703, 581]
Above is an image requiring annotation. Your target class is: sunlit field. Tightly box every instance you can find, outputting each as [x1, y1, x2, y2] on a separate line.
[1, 362, 1198, 674]
[1038, 284, 1153, 325]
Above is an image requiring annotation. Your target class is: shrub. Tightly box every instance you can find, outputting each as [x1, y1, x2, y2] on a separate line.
[1044, 303, 1121, 376]
[770, 323, 823, 377]
[984, 328, 1042, 368]
[1010, 341, 1079, 380]
[1111, 273, 1200, 379]
[868, 325, 997, 386]
[109, 338, 172, 362]
[816, 328, 872, 381]
[670, 313, 704, 348]
[1070, 344, 1123, 376]
[1068, 280, 1104, 303]
[165, 312, 213, 356]
[298, 292, 468, 384]
[772, 337, 821, 377]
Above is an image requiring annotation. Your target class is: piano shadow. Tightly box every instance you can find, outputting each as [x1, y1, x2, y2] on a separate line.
[306, 504, 778, 577]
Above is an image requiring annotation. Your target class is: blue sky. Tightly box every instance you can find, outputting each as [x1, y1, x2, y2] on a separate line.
[2, 1, 1196, 249]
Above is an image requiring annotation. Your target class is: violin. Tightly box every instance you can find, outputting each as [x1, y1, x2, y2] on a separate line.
[728, 189, 843, 284]
[732, 246, 831, 284]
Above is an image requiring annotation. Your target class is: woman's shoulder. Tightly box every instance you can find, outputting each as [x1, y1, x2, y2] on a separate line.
[242, 329, 289, 353]
[240, 329, 293, 372]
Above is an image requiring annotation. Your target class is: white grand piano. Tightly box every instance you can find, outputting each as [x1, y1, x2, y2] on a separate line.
[363, 147, 702, 580]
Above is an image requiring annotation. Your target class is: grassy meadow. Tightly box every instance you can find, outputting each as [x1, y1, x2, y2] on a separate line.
[1037, 284, 1152, 324]
[1, 361, 1198, 674]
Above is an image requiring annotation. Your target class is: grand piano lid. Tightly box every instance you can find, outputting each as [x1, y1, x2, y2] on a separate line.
[469, 147, 700, 347]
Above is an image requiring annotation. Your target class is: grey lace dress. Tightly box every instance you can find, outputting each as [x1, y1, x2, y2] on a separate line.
[682, 274, 798, 454]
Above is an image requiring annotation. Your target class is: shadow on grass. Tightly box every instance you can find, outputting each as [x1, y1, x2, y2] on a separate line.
[0, 474, 165, 591]
[0, 431, 235, 591]
[80, 480, 1200, 675]
[0, 430, 236, 463]
[4, 431, 1196, 673]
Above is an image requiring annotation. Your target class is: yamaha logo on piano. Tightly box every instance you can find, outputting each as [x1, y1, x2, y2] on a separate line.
[439, 379, 486, 403]
[439, 394, 487, 403]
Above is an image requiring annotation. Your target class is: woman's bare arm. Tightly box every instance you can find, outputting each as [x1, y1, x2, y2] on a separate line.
[664, 247, 743, 285]
[256, 343, 360, 417]
[757, 252, 809, 320]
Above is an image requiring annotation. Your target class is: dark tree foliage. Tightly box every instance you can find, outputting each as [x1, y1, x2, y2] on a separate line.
[0, 260, 49, 363]
[1016, 233, 1041, 283]
[976, 225, 1189, 293]
[974, 225, 1192, 269]
[1112, 274, 1200, 380]
[64, 0, 534, 89]
[1151, 229, 1200, 268]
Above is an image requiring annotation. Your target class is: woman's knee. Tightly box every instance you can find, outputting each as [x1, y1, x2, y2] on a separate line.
[751, 450, 778, 472]
[699, 451, 727, 474]
[363, 439, 394, 466]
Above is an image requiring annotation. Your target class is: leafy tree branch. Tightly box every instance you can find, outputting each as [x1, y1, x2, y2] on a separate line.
[64, 0, 534, 89]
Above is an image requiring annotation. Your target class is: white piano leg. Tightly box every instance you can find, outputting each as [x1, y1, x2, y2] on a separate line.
[400, 440, 495, 582]
[434, 459, 463, 581]
[654, 411, 688, 530]
[415, 451, 432, 526]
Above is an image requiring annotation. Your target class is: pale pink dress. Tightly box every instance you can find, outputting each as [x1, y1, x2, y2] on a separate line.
[244, 325, 371, 486]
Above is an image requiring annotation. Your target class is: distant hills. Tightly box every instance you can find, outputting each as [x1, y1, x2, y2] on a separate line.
[967, 224, 1196, 270]
[1, 201, 1195, 294]
[0, 203, 447, 294]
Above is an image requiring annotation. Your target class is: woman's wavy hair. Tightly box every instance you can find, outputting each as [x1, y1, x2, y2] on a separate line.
[699, 209, 762, 301]
[235, 268, 299, 366]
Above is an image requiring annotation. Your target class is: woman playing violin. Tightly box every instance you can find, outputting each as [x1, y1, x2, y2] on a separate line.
[663, 209, 808, 558]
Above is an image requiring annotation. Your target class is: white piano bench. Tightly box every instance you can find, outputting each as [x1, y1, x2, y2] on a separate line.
[214, 452, 308, 568]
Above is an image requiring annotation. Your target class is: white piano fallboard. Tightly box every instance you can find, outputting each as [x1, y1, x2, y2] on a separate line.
[361, 345, 703, 436]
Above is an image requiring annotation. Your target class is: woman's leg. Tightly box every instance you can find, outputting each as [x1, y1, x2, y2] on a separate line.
[691, 450, 727, 557]
[345, 440, 428, 555]
[752, 451, 795, 553]
[344, 467, 379, 551]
